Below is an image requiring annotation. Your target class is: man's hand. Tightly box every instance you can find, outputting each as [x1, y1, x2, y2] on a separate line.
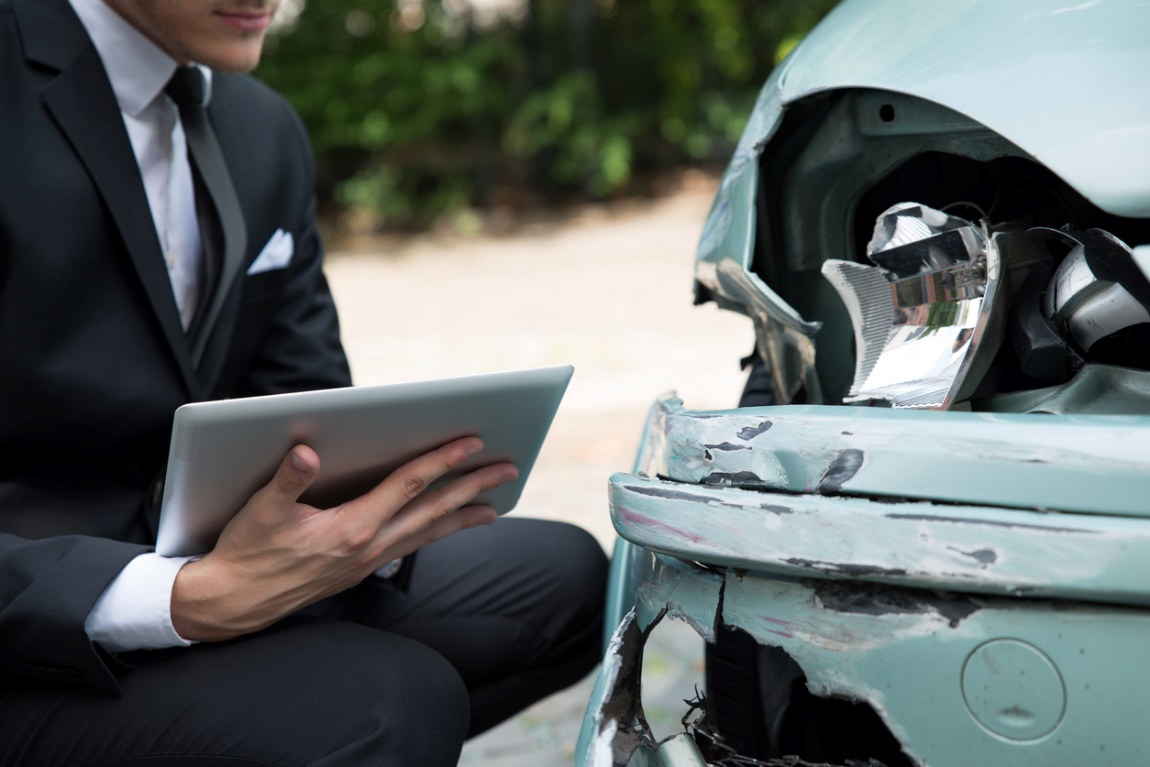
[170, 437, 516, 642]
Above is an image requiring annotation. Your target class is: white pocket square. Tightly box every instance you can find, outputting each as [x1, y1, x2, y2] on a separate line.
[247, 229, 293, 275]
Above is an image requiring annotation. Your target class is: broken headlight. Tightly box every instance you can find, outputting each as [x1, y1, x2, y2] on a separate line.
[822, 202, 1150, 409]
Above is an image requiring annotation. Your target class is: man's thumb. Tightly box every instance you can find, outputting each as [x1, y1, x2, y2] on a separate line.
[267, 444, 319, 502]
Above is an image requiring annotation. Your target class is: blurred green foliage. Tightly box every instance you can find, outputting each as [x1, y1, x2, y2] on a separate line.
[256, 0, 840, 230]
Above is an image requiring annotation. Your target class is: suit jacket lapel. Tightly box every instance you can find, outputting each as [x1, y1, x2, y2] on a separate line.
[17, 0, 200, 397]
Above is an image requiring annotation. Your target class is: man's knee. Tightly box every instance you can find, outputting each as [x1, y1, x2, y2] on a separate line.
[525, 519, 609, 620]
[261, 619, 469, 765]
[496, 519, 608, 678]
[132, 618, 469, 767]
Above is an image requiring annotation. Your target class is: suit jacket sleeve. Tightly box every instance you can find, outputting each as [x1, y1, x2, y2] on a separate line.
[0, 0, 161, 693]
[0, 534, 147, 692]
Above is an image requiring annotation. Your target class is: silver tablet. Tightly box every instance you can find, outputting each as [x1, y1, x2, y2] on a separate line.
[156, 365, 573, 557]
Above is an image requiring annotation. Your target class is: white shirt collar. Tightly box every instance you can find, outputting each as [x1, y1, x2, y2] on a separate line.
[67, 0, 213, 117]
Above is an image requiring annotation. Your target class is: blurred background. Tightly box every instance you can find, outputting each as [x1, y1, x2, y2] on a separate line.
[255, 2, 840, 763]
[256, 0, 839, 237]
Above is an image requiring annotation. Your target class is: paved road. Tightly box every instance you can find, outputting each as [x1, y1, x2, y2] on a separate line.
[325, 176, 754, 764]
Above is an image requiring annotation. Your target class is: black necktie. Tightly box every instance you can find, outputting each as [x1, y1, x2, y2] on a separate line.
[164, 66, 246, 364]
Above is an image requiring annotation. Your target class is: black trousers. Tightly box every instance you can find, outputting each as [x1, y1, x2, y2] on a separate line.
[0, 518, 608, 766]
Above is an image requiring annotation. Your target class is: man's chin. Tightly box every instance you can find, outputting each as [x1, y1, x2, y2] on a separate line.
[198, 47, 265, 74]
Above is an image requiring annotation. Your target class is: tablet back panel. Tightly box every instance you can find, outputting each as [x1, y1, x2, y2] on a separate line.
[156, 365, 573, 556]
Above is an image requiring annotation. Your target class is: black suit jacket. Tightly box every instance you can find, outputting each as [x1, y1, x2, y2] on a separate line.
[0, 0, 352, 691]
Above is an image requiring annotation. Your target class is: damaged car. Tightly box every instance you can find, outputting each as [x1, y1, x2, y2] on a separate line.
[576, 0, 1150, 765]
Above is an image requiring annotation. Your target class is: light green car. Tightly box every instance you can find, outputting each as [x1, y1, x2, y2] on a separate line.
[577, 1, 1150, 765]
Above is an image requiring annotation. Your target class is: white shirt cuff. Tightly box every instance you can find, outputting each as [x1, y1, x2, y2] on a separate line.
[84, 552, 198, 653]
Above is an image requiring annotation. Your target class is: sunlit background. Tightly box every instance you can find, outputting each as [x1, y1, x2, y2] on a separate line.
[257, 0, 839, 236]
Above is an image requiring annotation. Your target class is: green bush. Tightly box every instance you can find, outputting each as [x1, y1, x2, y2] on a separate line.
[256, 0, 840, 230]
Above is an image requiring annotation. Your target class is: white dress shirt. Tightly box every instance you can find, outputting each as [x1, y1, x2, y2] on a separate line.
[69, 0, 210, 652]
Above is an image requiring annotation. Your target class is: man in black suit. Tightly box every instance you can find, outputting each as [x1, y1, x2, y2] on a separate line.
[0, 0, 607, 763]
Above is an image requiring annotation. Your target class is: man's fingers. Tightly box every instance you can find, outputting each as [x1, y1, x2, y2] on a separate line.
[385, 462, 518, 541]
[419, 503, 498, 546]
[358, 436, 485, 510]
[381, 504, 498, 564]
[337, 438, 516, 558]
[263, 444, 320, 504]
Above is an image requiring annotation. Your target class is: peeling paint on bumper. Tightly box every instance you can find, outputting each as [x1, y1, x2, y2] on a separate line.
[579, 397, 1150, 766]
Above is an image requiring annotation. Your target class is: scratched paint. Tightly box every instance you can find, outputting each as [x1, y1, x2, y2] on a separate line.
[816, 448, 865, 494]
[617, 508, 705, 545]
[576, 609, 646, 767]
[813, 581, 979, 628]
[579, 552, 1150, 766]
[576, 601, 720, 767]
[719, 569, 1150, 766]
[638, 397, 1150, 517]
[610, 473, 1150, 607]
[586, 393, 1150, 765]
[639, 397, 789, 490]
[633, 554, 723, 641]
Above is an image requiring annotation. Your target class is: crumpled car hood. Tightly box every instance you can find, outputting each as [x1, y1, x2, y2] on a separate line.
[701, 0, 1150, 278]
[696, 0, 1150, 404]
[777, 0, 1150, 218]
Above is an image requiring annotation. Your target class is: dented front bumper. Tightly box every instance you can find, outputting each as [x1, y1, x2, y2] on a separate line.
[577, 397, 1150, 766]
